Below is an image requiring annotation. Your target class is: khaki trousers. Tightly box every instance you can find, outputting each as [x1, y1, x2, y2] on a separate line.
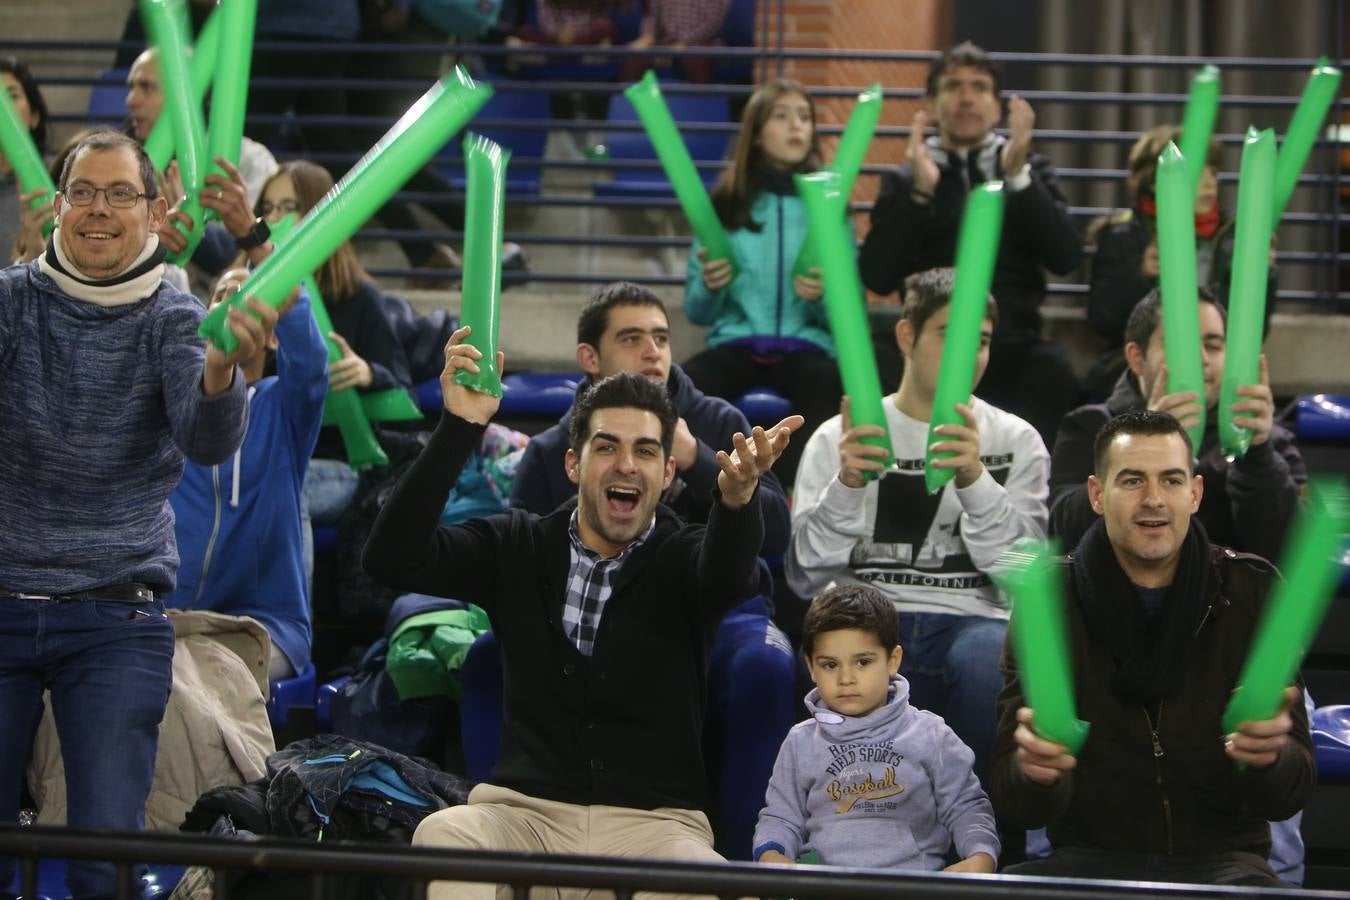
[413, 784, 725, 900]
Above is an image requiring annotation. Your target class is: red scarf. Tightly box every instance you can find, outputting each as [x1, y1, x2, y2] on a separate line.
[1138, 194, 1220, 238]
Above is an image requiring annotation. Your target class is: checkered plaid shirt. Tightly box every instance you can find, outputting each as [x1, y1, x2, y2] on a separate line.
[562, 510, 655, 656]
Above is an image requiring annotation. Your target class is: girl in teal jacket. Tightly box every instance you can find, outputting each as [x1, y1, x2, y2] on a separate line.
[684, 79, 841, 483]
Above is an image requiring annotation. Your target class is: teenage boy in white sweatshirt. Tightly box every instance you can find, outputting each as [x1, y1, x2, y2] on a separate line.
[787, 267, 1049, 782]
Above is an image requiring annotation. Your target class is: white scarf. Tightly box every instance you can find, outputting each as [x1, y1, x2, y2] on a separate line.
[38, 228, 166, 307]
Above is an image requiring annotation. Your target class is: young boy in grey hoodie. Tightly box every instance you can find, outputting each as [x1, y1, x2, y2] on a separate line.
[753, 585, 1000, 871]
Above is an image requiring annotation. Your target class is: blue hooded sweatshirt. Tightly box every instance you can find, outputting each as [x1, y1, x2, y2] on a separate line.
[754, 676, 999, 869]
[164, 291, 328, 672]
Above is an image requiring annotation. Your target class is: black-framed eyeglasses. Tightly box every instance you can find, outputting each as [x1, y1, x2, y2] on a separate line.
[258, 199, 299, 217]
[63, 183, 150, 209]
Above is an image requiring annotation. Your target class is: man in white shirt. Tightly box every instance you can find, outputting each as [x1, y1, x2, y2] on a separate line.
[787, 267, 1049, 781]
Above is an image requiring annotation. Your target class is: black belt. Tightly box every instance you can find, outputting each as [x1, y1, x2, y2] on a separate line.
[2, 582, 157, 603]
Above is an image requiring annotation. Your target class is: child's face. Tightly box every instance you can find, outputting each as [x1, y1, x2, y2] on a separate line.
[806, 629, 902, 718]
[757, 92, 813, 170]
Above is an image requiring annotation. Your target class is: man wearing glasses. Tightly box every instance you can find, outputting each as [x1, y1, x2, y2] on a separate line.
[0, 130, 275, 900]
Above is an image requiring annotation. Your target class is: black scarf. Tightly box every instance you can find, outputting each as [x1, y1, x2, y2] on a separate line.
[754, 165, 803, 197]
[1072, 517, 1213, 705]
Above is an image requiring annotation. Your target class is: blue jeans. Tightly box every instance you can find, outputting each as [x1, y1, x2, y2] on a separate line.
[0, 595, 174, 900]
[898, 611, 1006, 786]
[300, 459, 361, 589]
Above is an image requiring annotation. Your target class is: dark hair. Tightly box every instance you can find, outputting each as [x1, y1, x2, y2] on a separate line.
[257, 160, 368, 302]
[58, 130, 159, 200]
[569, 372, 677, 457]
[926, 41, 1001, 98]
[801, 584, 898, 658]
[1122, 286, 1224, 351]
[1127, 124, 1222, 200]
[576, 281, 668, 348]
[901, 267, 999, 339]
[711, 79, 822, 232]
[1093, 409, 1195, 477]
[0, 56, 50, 154]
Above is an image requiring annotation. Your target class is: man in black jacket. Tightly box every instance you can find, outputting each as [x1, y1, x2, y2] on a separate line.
[991, 410, 1314, 885]
[858, 41, 1082, 447]
[363, 332, 800, 899]
[508, 282, 796, 859]
[1049, 288, 1305, 565]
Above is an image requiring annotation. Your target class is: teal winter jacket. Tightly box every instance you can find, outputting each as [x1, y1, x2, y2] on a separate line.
[684, 188, 835, 356]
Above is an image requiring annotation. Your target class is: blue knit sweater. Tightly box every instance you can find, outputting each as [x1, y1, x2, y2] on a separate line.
[0, 261, 248, 594]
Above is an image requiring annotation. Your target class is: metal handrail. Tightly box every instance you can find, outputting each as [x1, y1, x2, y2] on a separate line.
[5, 37, 1342, 70]
[1, 826, 1341, 900]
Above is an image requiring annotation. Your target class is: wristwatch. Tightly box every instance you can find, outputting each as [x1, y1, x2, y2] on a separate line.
[235, 217, 271, 251]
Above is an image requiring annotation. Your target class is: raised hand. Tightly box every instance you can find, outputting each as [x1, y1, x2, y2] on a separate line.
[907, 109, 939, 199]
[328, 332, 374, 392]
[1230, 354, 1275, 447]
[1145, 362, 1204, 434]
[200, 155, 257, 242]
[794, 266, 823, 302]
[928, 401, 984, 488]
[1001, 95, 1035, 175]
[1013, 706, 1077, 786]
[716, 414, 805, 509]
[13, 188, 55, 261]
[837, 396, 889, 488]
[203, 296, 279, 395]
[1225, 685, 1298, 768]
[440, 325, 504, 425]
[698, 247, 734, 291]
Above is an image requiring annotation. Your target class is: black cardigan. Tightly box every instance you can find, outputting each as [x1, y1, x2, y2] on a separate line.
[363, 412, 764, 812]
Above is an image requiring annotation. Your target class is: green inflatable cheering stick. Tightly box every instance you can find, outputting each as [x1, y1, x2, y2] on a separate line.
[0, 73, 56, 239]
[143, 4, 221, 173]
[1178, 65, 1221, 195]
[141, 0, 209, 265]
[266, 215, 388, 469]
[203, 0, 258, 207]
[453, 134, 509, 398]
[994, 539, 1090, 756]
[200, 66, 493, 353]
[1154, 142, 1206, 452]
[791, 82, 883, 280]
[924, 181, 1005, 495]
[1223, 478, 1350, 734]
[796, 170, 892, 476]
[1271, 58, 1342, 228]
[1218, 128, 1275, 460]
[625, 70, 736, 276]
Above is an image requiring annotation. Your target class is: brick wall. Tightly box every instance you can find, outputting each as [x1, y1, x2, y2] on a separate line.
[755, 0, 947, 278]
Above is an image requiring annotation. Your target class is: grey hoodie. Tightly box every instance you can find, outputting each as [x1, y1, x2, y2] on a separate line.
[754, 676, 999, 869]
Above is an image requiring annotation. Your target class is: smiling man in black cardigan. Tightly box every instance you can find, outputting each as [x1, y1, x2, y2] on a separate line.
[363, 328, 801, 899]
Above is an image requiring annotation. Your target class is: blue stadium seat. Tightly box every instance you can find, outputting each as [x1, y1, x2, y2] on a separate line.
[1313, 705, 1350, 784]
[87, 68, 129, 127]
[592, 87, 730, 198]
[414, 377, 444, 416]
[457, 592, 798, 860]
[268, 660, 317, 728]
[434, 89, 551, 195]
[713, 0, 757, 84]
[499, 371, 580, 419]
[458, 631, 504, 784]
[1296, 395, 1350, 442]
[315, 674, 351, 731]
[733, 388, 791, 428]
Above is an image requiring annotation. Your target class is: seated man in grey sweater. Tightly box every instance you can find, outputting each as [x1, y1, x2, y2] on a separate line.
[0, 130, 272, 900]
[754, 584, 998, 871]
